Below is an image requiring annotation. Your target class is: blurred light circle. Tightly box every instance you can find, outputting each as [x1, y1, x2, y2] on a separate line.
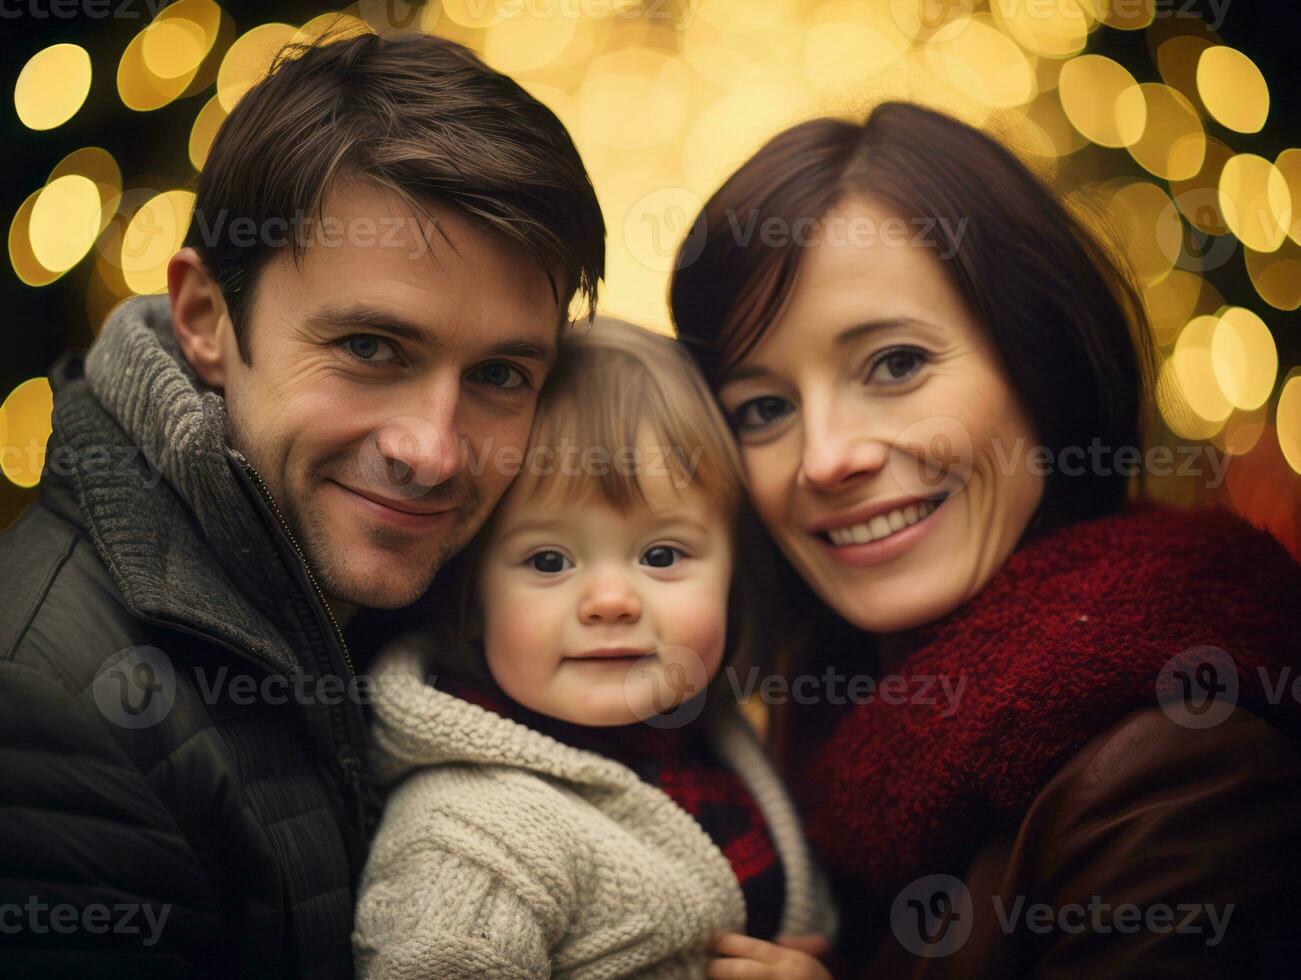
[1058, 55, 1144, 148]
[1142, 268, 1203, 346]
[1244, 240, 1301, 311]
[1108, 181, 1181, 284]
[1155, 34, 1212, 111]
[1211, 306, 1276, 411]
[217, 23, 298, 112]
[188, 94, 227, 170]
[1091, 0, 1155, 30]
[15, 43, 92, 131]
[1172, 314, 1233, 424]
[1214, 407, 1266, 457]
[1219, 153, 1291, 253]
[578, 49, 690, 150]
[0, 378, 54, 489]
[1156, 352, 1224, 441]
[483, 10, 578, 74]
[991, 0, 1091, 58]
[48, 147, 122, 238]
[1279, 374, 1301, 476]
[143, 18, 208, 80]
[1197, 46, 1269, 134]
[887, 0, 977, 43]
[804, 17, 906, 91]
[30, 176, 102, 274]
[922, 15, 1036, 109]
[1126, 83, 1205, 181]
[1169, 136, 1233, 235]
[1276, 148, 1301, 245]
[120, 190, 196, 295]
[8, 189, 61, 287]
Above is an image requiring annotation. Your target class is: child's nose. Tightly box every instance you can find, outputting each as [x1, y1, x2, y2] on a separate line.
[577, 577, 642, 625]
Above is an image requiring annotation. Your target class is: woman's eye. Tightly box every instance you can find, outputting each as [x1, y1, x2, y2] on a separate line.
[869, 347, 926, 383]
[528, 550, 572, 573]
[472, 362, 527, 390]
[342, 334, 399, 365]
[731, 395, 792, 432]
[640, 545, 683, 568]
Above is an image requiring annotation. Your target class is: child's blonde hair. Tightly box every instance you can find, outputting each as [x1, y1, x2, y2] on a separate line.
[433, 316, 762, 684]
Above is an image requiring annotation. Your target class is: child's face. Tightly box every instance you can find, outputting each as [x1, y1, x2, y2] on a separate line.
[476, 464, 733, 727]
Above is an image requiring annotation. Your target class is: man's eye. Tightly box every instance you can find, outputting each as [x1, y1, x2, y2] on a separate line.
[342, 335, 399, 365]
[472, 362, 527, 390]
[640, 545, 683, 568]
[528, 550, 572, 573]
[731, 395, 792, 432]
[868, 347, 927, 383]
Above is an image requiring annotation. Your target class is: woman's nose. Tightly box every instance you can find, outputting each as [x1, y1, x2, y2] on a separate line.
[577, 576, 643, 625]
[798, 401, 888, 492]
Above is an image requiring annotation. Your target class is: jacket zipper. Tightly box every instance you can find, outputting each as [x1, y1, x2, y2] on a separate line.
[229, 451, 377, 847]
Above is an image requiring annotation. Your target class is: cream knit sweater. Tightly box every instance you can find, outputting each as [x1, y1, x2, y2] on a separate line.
[352, 634, 837, 978]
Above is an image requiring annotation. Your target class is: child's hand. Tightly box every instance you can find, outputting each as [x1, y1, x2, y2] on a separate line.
[706, 932, 833, 979]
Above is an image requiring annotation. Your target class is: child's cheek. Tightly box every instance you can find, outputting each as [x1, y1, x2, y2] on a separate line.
[486, 590, 564, 680]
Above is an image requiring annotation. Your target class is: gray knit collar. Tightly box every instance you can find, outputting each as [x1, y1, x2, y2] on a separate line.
[69, 293, 299, 671]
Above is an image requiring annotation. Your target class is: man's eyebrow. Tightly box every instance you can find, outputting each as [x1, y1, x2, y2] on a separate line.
[720, 317, 941, 385]
[306, 304, 556, 364]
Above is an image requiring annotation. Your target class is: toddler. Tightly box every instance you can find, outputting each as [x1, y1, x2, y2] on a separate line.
[353, 319, 837, 978]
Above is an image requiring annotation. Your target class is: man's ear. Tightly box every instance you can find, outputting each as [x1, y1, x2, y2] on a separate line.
[168, 247, 233, 389]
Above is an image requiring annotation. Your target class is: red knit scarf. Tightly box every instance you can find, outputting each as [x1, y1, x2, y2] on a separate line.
[781, 502, 1301, 902]
[438, 671, 787, 939]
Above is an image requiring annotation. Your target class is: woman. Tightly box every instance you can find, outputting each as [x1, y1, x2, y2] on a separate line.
[670, 102, 1301, 977]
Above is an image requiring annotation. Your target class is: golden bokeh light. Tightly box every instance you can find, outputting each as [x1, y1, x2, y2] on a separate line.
[1169, 136, 1233, 235]
[1276, 148, 1301, 244]
[1155, 34, 1212, 112]
[922, 14, 1036, 109]
[1218, 153, 1292, 253]
[29, 175, 102, 275]
[48, 147, 123, 239]
[188, 94, 228, 170]
[8, 189, 61, 288]
[1197, 45, 1269, 134]
[482, 10, 578, 75]
[15, 44, 92, 131]
[217, 23, 298, 112]
[143, 0, 222, 81]
[802, 1, 910, 92]
[1107, 181, 1181, 284]
[1156, 348, 1224, 441]
[0, 378, 54, 489]
[578, 49, 692, 151]
[1090, 0, 1156, 30]
[1278, 372, 1301, 476]
[1245, 239, 1301, 311]
[292, 11, 371, 45]
[1211, 306, 1277, 411]
[1057, 55, 1144, 148]
[1213, 406, 1266, 457]
[120, 190, 197, 295]
[1170, 313, 1233, 426]
[991, 0, 1092, 58]
[1127, 83, 1205, 181]
[1142, 268, 1203, 346]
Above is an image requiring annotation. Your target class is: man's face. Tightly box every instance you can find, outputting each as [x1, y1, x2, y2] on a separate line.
[217, 180, 561, 610]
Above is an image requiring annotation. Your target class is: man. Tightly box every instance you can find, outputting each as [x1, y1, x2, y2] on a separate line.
[0, 31, 603, 975]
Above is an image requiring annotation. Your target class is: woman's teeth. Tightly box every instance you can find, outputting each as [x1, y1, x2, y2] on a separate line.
[825, 498, 940, 547]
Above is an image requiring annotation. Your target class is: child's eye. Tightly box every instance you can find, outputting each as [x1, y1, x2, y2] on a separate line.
[528, 550, 572, 573]
[640, 545, 683, 568]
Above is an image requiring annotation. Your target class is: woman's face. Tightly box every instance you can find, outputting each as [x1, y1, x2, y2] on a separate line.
[716, 194, 1044, 634]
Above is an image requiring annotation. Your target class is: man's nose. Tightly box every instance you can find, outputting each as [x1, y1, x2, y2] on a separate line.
[371, 402, 467, 491]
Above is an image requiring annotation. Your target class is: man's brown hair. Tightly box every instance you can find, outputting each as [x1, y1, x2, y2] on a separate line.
[184, 29, 605, 359]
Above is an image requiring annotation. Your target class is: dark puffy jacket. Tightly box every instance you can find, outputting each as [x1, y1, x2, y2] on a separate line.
[0, 348, 402, 977]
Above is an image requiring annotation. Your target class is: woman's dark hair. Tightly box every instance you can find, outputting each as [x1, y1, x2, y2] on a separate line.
[669, 102, 1159, 721]
[670, 101, 1157, 535]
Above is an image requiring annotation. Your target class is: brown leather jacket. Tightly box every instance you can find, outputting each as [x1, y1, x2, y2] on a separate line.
[858, 706, 1301, 978]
